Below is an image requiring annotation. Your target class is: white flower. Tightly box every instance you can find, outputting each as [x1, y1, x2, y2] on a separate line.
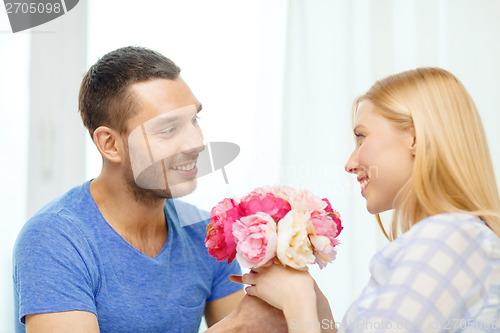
[276, 210, 315, 269]
[310, 235, 337, 269]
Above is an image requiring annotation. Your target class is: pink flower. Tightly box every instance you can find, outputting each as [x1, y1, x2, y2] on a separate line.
[232, 212, 278, 268]
[239, 192, 291, 221]
[253, 184, 297, 202]
[308, 211, 340, 268]
[205, 198, 241, 263]
[276, 210, 315, 269]
[206, 186, 343, 270]
[322, 198, 343, 237]
[322, 198, 334, 213]
[289, 189, 327, 212]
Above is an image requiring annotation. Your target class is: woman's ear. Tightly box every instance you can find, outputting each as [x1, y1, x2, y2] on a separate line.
[410, 126, 416, 156]
[93, 126, 126, 163]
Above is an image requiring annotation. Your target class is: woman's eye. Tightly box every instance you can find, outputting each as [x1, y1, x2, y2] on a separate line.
[355, 133, 364, 143]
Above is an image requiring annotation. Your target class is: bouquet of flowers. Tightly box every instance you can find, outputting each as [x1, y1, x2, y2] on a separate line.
[205, 185, 343, 269]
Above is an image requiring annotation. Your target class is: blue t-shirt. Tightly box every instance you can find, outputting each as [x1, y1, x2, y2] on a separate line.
[13, 180, 242, 333]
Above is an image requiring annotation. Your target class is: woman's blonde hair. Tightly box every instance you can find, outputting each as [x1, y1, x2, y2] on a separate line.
[354, 67, 500, 240]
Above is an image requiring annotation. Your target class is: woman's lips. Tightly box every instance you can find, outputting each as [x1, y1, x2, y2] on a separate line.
[358, 177, 369, 196]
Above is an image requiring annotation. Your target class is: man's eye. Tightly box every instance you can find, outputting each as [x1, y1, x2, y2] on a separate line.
[192, 115, 201, 125]
[160, 127, 176, 135]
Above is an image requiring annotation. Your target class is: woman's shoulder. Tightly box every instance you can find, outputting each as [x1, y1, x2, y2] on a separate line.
[376, 213, 500, 265]
[400, 213, 500, 257]
[364, 214, 500, 329]
[410, 213, 494, 239]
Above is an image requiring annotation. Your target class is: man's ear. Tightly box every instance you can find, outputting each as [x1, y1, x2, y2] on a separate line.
[93, 126, 126, 163]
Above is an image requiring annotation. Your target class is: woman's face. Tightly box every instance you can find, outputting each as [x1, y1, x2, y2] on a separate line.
[345, 100, 415, 214]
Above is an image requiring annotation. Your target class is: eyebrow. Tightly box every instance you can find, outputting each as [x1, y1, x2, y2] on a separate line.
[353, 124, 367, 132]
[154, 104, 202, 124]
[159, 115, 180, 123]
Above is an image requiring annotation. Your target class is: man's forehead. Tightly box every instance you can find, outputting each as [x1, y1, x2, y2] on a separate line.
[125, 78, 201, 126]
[129, 78, 179, 95]
[142, 104, 198, 128]
[126, 104, 197, 135]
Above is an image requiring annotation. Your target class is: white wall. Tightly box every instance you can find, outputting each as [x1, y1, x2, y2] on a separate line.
[282, 0, 500, 323]
[0, 21, 30, 333]
[85, 0, 288, 209]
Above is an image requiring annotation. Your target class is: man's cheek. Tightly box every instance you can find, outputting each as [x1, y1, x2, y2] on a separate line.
[128, 128, 174, 190]
[132, 162, 168, 190]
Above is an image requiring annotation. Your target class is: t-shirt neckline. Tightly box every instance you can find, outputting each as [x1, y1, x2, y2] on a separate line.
[84, 179, 172, 261]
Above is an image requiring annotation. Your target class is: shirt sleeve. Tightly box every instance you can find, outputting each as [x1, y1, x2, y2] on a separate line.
[207, 257, 243, 302]
[340, 215, 496, 332]
[13, 213, 98, 324]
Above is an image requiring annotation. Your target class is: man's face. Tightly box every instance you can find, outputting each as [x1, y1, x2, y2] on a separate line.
[123, 78, 204, 200]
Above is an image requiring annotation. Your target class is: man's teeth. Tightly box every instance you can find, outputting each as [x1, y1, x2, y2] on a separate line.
[171, 162, 196, 171]
[360, 179, 369, 190]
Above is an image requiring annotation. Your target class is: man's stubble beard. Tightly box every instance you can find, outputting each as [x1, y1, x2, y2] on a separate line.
[123, 144, 173, 208]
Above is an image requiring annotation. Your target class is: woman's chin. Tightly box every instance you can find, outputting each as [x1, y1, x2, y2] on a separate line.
[366, 203, 389, 215]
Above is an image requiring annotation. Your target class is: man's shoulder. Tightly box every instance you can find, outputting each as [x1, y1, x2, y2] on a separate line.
[35, 181, 91, 216]
[16, 181, 95, 245]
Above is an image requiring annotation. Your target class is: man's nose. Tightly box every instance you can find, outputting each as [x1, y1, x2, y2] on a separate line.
[182, 126, 205, 154]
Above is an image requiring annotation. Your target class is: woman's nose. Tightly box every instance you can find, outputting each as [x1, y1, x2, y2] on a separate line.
[345, 151, 358, 174]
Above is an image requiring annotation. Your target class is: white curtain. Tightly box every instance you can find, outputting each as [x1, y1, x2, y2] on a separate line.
[0, 31, 30, 333]
[281, 0, 500, 322]
[0, 3, 88, 331]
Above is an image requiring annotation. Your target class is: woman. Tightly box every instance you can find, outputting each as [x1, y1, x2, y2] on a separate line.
[231, 68, 500, 332]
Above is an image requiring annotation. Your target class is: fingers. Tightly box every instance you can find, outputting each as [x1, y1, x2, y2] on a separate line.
[245, 285, 257, 297]
[261, 260, 273, 268]
[237, 272, 259, 297]
[257, 257, 281, 268]
[231, 270, 263, 288]
[229, 275, 243, 284]
[295, 265, 309, 272]
[230, 274, 259, 297]
[241, 271, 258, 285]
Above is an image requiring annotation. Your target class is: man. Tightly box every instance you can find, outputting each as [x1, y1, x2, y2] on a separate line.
[13, 46, 245, 332]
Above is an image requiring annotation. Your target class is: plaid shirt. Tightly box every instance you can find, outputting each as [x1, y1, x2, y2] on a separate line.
[339, 213, 500, 332]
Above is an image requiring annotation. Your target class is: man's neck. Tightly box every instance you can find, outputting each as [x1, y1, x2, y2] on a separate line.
[89, 174, 168, 258]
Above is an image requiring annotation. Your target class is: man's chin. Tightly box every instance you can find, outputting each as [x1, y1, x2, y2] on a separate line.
[168, 181, 198, 199]
[135, 181, 197, 199]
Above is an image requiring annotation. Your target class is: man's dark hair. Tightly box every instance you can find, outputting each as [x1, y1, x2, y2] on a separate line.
[78, 46, 181, 139]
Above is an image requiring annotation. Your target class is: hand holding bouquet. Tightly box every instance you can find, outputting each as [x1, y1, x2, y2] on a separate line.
[205, 185, 343, 269]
